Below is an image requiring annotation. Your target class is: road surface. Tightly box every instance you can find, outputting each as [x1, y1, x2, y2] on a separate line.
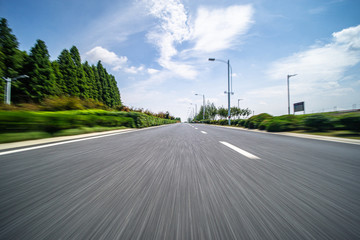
[0, 123, 359, 239]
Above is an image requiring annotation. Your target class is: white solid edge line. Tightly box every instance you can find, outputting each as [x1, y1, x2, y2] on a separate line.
[220, 141, 260, 159]
[0, 129, 146, 156]
[201, 131, 207, 134]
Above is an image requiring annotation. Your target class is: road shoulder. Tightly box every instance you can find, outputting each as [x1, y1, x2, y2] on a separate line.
[210, 125, 360, 145]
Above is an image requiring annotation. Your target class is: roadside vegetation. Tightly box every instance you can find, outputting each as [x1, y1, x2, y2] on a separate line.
[193, 111, 360, 140]
[0, 19, 179, 143]
[0, 97, 178, 144]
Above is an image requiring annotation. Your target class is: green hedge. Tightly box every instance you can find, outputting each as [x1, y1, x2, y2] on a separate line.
[303, 114, 335, 131]
[0, 110, 176, 134]
[245, 113, 273, 129]
[339, 113, 360, 131]
[199, 111, 360, 133]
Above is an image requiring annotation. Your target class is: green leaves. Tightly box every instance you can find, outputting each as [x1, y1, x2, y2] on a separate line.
[0, 18, 122, 108]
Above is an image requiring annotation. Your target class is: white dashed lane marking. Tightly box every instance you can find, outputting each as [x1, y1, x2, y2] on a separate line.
[219, 141, 260, 159]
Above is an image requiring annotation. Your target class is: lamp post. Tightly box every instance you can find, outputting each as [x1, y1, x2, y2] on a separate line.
[287, 74, 297, 115]
[195, 93, 205, 120]
[209, 58, 233, 125]
[2, 75, 29, 104]
[238, 99, 243, 108]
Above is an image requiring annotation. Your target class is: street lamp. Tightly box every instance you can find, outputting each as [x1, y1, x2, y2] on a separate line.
[209, 58, 233, 125]
[238, 99, 243, 108]
[195, 93, 205, 120]
[287, 74, 297, 115]
[2, 75, 29, 104]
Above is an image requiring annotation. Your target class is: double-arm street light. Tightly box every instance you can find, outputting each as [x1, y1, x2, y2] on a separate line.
[195, 93, 205, 120]
[209, 58, 233, 125]
[287, 74, 297, 115]
[2, 75, 29, 104]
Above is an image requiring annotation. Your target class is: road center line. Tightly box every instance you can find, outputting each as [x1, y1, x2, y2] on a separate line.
[219, 141, 260, 159]
[195, 128, 198, 129]
[201, 131, 207, 134]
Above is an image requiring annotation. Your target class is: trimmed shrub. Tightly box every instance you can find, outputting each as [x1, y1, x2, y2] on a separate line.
[218, 119, 228, 125]
[340, 114, 360, 131]
[0, 110, 174, 134]
[236, 120, 246, 127]
[231, 119, 242, 126]
[304, 114, 334, 131]
[267, 119, 293, 132]
[201, 119, 211, 124]
[258, 119, 271, 130]
[245, 113, 273, 129]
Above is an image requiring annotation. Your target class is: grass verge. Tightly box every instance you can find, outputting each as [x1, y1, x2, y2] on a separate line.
[0, 126, 128, 144]
[290, 130, 360, 140]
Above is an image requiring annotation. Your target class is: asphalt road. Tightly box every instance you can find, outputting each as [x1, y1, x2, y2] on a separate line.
[0, 123, 359, 239]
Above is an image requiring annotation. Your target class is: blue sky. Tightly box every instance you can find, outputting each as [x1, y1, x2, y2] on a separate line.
[1, 0, 360, 121]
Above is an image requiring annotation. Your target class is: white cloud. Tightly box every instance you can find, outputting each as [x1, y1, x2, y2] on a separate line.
[192, 5, 254, 53]
[147, 68, 160, 74]
[145, 1, 254, 80]
[333, 25, 360, 49]
[85, 46, 128, 69]
[146, 0, 195, 79]
[267, 24, 360, 96]
[244, 25, 360, 115]
[124, 65, 145, 74]
[85, 46, 146, 74]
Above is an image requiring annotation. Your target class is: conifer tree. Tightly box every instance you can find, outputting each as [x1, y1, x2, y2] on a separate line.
[109, 74, 121, 107]
[0, 18, 122, 107]
[70, 46, 88, 99]
[51, 61, 65, 95]
[92, 64, 102, 102]
[21, 39, 56, 102]
[58, 49, 79, 96]
[0, 18, 19, 78]
[83, 61, 97, 100]
[0, 18, 27, 101]
[97, 61, 110, 104]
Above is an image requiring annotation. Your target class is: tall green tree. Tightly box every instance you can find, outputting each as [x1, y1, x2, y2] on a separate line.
[97, 61, 111, 105]
[70, 46, 88, 99]
[0, 47, 5, 101]
[217, 107, 228, 119]
[207, 102, 217, 120]
[230, 107, 242, 119]
[20, 39, 57, 102]
[0, 18, 20, 78]
[0, 18, 27, 102]
[108, 74, 121, 107]
[51, 61, 65, 95]
[58, 49, 78, 96]
[92, 64, 102, 102]
[83, 61, 97, 100]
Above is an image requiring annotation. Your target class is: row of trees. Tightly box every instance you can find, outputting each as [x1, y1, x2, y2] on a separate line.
[122, 106, 181, 121]
[0, 18, 121, 107]
[192, 102, 252, 121]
